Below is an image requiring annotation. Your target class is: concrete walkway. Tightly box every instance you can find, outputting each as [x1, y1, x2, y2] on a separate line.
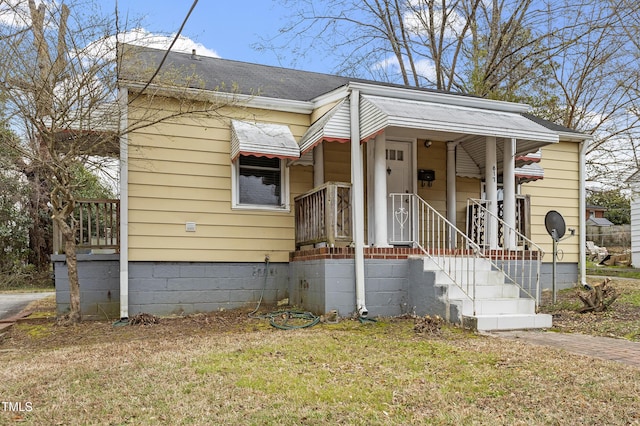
[0, 292, 54, 321]
[0, 292, 55, 332]
[490, 330, 640, 368]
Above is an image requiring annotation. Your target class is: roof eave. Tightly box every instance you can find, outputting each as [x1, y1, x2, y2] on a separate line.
[347, 81, 532, 114]
[311, 85, 350, 109]
[119, 80, 315, 114]
[557, 130, 593, 142]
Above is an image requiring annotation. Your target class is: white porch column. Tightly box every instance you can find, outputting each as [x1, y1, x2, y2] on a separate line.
[118, 87, 129, 320]
[485, 136, 499, 249]
[579, 138, 591, 287]
[446, 142, 457, 248]
[313, 143, 324, 187]
[503, 138, 517, 249]
[374, 132, 390, 247]
[350, 89, 368, 317]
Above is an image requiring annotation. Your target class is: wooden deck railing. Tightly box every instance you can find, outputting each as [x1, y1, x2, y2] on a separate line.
[53, 199, 120, 254]
[294, 182, 352, 248]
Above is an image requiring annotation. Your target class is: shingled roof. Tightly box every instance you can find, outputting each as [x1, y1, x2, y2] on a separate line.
[119, 44, 354, 101]
[118, 44, 586, 140]
[118, 44, 464, 102]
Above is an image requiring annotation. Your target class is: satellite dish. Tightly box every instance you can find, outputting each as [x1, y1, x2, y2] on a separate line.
[545, 210, 566, 242]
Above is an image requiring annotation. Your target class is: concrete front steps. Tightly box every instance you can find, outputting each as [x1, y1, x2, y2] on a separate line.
[424, 257, 552, 331]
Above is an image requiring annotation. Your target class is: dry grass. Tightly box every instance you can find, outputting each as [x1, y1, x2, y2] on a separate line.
[1, 299, 639, 425]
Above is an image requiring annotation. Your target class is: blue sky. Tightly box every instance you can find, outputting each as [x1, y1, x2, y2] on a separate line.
[118, 1, 321, 71]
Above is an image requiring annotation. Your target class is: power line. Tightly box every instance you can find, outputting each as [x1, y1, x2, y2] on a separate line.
[127, 0, 199, 105]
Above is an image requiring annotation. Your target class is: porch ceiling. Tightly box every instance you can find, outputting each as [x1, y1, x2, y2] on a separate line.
[456, 135, 552, 178]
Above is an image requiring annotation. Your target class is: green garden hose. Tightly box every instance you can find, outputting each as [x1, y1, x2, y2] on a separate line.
[248, 255, 321, 329]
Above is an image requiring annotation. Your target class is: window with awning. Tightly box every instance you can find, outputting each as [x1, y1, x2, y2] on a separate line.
[230, 120, 298, 210]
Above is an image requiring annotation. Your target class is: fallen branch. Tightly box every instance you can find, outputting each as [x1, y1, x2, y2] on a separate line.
[578, 278, 618, 313]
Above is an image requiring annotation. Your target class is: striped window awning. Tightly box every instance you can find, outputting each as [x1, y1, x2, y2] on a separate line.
[516, 163, 544, 183]
[230, 120, 300, 160]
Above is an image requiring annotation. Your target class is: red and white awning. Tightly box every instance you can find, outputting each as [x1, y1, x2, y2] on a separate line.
[230, 120, 300, 160]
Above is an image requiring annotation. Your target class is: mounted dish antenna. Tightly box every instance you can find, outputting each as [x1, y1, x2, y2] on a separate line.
[545, 210, 565, 242]
[544, 210, 567, 304]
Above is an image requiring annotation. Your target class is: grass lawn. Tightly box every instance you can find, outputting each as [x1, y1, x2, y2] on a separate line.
[1, 297, 639, 425]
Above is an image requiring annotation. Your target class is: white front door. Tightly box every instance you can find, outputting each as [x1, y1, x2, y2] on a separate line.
[386, 141, 413, 244]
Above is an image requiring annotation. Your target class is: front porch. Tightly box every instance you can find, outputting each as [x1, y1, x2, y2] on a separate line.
[292, 177, 550, 330]
[289, 88, 563, 328]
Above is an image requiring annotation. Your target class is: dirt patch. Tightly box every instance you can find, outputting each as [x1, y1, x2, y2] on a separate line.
[0, 301, 276, 351]
[5, 277, 640, 350]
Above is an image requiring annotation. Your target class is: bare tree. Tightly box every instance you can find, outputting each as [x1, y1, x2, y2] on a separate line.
[0, 0, 241, 322]
[268, 0, 564, 96]
[268, 0, 640, 186]
[533, 0, 640, 187]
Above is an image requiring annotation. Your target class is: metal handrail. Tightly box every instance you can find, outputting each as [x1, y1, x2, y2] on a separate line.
[390, 193, 544, 315]
[390, 193, 481, 315]
[466, 198, 544, 305]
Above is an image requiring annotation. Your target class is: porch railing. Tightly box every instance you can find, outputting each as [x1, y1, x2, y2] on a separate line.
[466, 196, 531, 247]
[294, 182, 352, 248]
[466, 198, 544, 304]
[53, 199, 120, 254]
[390, 193, 543, 314]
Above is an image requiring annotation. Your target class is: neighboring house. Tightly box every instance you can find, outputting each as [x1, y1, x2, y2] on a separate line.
[627, 171, 640, 267]
[54, 44, 592, 331]
[586, 204, 608, 220]
[586, 216, 614, 227]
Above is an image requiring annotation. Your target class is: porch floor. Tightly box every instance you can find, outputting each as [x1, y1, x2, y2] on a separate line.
[290, 246, 424, 261]
[290, 246, 541, 261]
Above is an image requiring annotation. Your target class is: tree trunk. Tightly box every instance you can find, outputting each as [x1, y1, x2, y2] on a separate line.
[24, 169, 53, 270]
[57, 217, 81, 323]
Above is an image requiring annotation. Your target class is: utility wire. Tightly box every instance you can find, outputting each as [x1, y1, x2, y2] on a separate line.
[127, 0, 199, 105]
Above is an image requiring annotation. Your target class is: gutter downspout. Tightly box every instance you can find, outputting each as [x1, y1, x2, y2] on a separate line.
[119, 87, 129, 320]
[350, 88, 368, 317]
[579, 137, 590, 287]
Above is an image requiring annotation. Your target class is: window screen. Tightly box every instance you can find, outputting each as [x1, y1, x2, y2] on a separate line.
[238, 155, 282, 206]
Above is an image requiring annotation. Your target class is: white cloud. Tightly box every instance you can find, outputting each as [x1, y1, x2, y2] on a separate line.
[82, 28, 220, 64]
[403, 3, 467, 39]
[0, 0, 50, 29]
[373, 55, 437, 84]
[413, 58, 437, 82]
[119, 28, 220, 58]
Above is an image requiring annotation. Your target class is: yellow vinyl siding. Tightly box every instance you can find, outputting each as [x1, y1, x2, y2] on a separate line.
[290, 165, 314, 197]
[323, 142, 351, 182]
[311, 100, 341, 122]
[417, 140, 447, 214]
[521, 141, 580, 262]
[455, 177, 481, 231]
[128, 211, 294, 227]
[416, 141, 481, 231]
[124, 248, 294, 262]
[127, 96, 313, 262]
